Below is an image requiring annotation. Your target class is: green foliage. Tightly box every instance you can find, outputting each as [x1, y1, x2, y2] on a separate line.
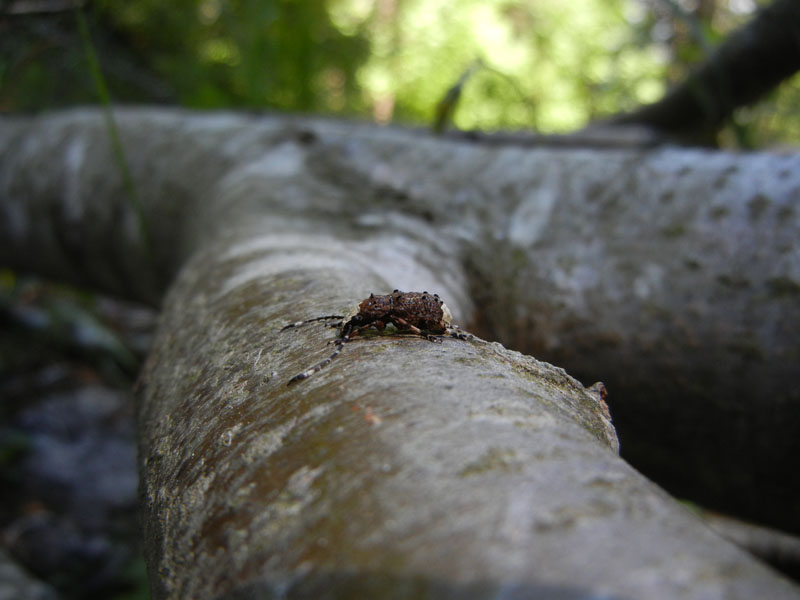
[380, 0, 669, 131]
[76, 7, 151, 252]
[0, 0, 797, 146]
[0, 270, 144, 384]
[93, 0, 370, 111]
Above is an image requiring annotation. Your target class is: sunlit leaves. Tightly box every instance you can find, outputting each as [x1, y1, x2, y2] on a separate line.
[1, 0, 796, 146]
[345, 0, 669, 132]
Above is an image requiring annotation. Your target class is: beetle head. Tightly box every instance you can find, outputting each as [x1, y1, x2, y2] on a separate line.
[357, 292, 392, 321]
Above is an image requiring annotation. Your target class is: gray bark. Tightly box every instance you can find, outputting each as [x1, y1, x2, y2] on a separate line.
[1, 108, 799, 598]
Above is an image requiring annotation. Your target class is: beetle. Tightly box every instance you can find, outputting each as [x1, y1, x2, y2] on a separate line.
[281, 289, 471, 384]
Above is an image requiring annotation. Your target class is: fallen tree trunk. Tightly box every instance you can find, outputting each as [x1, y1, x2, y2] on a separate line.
[1, 108, 799, 597]
[136, 245, 790, 599]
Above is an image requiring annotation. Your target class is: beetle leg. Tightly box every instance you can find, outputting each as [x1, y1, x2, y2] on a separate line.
[389, 316, 421, 335]
[389, 317, 443, 342]
[345, 321, 381, 340]
[446, 326, 473, 340]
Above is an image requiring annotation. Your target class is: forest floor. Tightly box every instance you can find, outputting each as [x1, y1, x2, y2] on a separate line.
[0, 273, 154, 600]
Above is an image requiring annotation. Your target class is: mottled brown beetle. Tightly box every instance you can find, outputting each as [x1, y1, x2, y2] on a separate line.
[282, 289, 471, 384]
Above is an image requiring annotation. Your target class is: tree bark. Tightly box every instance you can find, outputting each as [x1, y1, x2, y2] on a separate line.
[1, 108, 799, 598]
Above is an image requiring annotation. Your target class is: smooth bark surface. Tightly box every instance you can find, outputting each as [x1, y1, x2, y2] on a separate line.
[1, 108, 799, 597]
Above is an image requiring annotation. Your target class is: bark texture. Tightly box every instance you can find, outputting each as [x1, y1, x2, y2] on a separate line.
[1, 108, 799, 597]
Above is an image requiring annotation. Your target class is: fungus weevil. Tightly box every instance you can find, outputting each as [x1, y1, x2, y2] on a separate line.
[281, 290, 471, 384]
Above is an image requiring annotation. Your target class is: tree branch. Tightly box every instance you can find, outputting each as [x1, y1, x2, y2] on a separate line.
[612, 0, 800, 141]
[2, 108, 799, 596]
[135, 235, 788, 599]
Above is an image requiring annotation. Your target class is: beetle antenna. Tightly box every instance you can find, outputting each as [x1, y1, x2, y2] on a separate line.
[281, 315, 344, 331]
[286, 321, 354, 385]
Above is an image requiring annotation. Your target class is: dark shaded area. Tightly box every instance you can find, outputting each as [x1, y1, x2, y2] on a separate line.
[474, 329, 800, 582]
[0, 1, 369, 113]
[584, 364, 800, 535]
[222, 571, 627, 600]
[470, 289, 800, 540]
[0, 277, 155, 599]
[613, 0, 800, 143]
[0, 6, 174, 109]
[701, 511, 800, 583]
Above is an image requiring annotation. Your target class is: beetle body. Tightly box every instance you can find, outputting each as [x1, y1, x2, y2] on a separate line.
[282, 290, 467, 384]
[344, 290, 452, 338]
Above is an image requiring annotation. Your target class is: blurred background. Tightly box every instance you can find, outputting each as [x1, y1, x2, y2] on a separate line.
[2, 0, 799, 147]
[1, 1, 799, 598]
